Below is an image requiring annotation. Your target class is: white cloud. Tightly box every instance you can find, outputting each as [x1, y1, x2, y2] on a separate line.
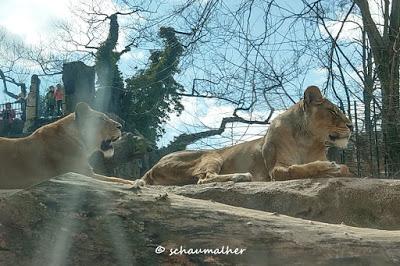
[321, 0, 388, 42]
[0, 0, 79, 44]
[324, 14, 362, 41]
[0, 0, 134, 48]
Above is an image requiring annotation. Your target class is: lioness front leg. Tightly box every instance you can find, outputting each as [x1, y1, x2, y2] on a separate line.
[271, 161, 350, 181]
[78, 165, 137, 186]
[91, 173, 134, 185]
[91, 173, 145, 188]
[197, 172, 253, 184]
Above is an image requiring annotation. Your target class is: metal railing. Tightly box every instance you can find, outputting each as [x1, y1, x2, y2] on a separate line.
[0, 102, 24, 120]
[328, 99, 398, 178]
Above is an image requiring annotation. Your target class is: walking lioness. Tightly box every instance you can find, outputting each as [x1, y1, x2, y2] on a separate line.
[0, 102, 135, 189]
[141, 86, 353, 185]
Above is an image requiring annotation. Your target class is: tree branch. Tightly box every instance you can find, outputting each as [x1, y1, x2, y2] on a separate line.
[160, 111, 273, 156]
[0, 68, 26, 100]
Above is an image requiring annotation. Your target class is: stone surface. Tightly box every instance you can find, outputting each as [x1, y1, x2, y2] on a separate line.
[0, 174, 400, 265]
[164, 177, 400, 230]
[0, 190, 20, 199]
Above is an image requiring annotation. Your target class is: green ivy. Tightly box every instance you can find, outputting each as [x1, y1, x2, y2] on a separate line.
[95, 14, 124, 114]
[122, 27, 184, 143]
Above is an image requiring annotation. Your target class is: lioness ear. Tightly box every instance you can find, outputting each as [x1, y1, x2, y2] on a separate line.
[304, 86, 323, 105]
[75, 102, 91, 122]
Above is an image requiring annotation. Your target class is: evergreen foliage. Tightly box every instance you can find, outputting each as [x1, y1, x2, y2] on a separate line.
[123, 27, 184, 142]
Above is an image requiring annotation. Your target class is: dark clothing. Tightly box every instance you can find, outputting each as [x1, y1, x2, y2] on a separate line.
[1, 108, 16, 136]
[45, 91, 56, 105]
[47, 104, 55, 116]
[56, 100, 63, 116]
[2, 109, 15, 123]
[45, 91, 56, 116]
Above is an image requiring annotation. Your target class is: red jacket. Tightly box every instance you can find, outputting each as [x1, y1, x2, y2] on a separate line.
[54, 88, 64, 101]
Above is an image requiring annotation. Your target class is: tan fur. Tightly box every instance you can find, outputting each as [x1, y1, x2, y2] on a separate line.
[141, 86, 353, 185]
[0, 102, 134, 189]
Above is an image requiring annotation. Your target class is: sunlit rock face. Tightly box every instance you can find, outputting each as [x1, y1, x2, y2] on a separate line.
[1, 174, 400, 265]
[165, 178, 400, 230]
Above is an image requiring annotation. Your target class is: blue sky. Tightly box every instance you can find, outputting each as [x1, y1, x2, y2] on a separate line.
[0, 0, 370, 148]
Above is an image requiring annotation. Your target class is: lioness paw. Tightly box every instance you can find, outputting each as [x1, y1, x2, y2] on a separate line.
[326, 162, 342, 174]
[315, 161, 341, 175]
[129, 179, 145, 189]
[339, 164, 353, 177]
[232, 173, 253, 183]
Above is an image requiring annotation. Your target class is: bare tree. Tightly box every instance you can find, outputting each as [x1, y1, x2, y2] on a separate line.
[299, 0, 399, 175]
[353, 0, 400, 175]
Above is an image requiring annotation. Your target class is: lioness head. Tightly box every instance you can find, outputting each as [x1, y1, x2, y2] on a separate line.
[303, 86, 353, 148]
[74, 102, 122, 158]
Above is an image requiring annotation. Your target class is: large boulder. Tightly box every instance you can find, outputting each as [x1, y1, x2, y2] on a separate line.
[0, 174, 400, 265]
[164, 178, 400, 230]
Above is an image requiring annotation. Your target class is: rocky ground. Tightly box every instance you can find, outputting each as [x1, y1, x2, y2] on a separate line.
[163, 177, 400, 230]
[1, 174, 400, 265]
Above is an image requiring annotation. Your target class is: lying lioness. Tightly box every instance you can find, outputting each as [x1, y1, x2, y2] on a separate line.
[141, 86, 353, 185]
[0, 102, 134, 189]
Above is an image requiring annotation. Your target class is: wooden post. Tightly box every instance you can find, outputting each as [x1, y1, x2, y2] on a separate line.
[23, 75, 40, 133]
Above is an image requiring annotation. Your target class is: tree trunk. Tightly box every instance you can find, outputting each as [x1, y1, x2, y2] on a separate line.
[354, 0, 400, 175]
[381, 62, 400, 175]
[362, 30, 374, 137]
[95, 14, 123, 115]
